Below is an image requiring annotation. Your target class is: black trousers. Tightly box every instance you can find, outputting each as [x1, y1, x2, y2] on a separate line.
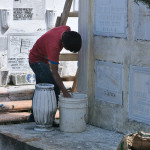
[29, 62, 60, 113]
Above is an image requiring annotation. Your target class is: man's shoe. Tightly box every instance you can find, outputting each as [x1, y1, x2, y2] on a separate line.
[27, 113, 35, 122]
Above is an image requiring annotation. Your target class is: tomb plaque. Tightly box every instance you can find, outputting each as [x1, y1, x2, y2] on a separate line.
[135, 3, 150, 40]
[95, 60, 123, 105]
[8, 34, 41, 72]
[129, 66, 150, 124]
[94, 0, 127, 37]
[13, 0, 45, 20]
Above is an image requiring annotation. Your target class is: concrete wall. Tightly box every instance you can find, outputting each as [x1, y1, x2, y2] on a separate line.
[78, 0, 150, 134]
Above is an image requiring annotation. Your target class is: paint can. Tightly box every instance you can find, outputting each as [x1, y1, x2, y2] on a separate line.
[59, 92, 88, 133]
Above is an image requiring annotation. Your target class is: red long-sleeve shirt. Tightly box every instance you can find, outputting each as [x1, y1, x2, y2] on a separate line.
[29, 25, 71, 64]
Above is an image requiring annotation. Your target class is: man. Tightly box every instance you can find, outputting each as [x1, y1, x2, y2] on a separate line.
[28, 25, 82, 122]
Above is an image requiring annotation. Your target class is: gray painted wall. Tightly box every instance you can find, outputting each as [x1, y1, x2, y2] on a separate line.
[79, 0, 150, 134]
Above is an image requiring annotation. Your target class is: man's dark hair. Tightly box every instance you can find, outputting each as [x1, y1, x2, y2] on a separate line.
[61, 31, 82, 53]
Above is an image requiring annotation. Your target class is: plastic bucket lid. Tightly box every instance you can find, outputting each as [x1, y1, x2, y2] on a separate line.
[59, 92, 87, 102]
[59, 92, 88, 108]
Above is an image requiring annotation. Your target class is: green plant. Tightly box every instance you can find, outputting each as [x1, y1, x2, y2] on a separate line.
[134, 0, 150, 8]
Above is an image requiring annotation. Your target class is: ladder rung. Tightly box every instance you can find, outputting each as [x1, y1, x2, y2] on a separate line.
[69, 11, 78, 17]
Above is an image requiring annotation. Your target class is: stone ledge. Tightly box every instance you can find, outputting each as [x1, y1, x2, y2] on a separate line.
[0, 123, 124, 150]
[0, 133, 41, 150]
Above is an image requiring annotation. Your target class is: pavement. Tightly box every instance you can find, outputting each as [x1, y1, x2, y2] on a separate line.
[0, 122, 124, 150]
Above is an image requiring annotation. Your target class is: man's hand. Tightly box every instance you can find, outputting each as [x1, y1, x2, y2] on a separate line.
[63, 91, 72, 98]
[50, 63, 72, 98]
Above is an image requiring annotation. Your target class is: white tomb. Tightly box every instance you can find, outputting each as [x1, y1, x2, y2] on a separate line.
[94, 0, 127, 37]
[95, 60, 123, 105]
[7, 33, 41, 72]
[129, 65, 150, 124]
[135, 2, 150, 40]
[13, 0, 45, 20]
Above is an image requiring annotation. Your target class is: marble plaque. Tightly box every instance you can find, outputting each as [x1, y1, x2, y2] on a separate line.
[135, 2, 150, 40]
[13, 0, 45, 20]
[129, 66, 150, 124]
[94, 0, 127, 37]
[7, 34, 41, 72]
[95, 60, 123, 105]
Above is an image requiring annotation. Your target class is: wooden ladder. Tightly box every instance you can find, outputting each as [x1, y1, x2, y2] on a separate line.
[55, 0, 74, 27]
[55, 0, 79, 92]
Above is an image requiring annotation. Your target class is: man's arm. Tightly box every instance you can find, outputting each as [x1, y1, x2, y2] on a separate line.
[49, 63, 71, 97]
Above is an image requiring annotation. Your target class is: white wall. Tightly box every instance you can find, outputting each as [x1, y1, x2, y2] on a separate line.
[0, 0, 79, 79]
[0, 0, 13, 9]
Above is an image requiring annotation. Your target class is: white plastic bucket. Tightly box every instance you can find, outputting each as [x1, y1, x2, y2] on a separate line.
[59, 92, 88, 133]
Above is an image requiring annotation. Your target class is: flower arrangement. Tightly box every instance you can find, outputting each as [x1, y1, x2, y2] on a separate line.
[134, 0, 150, 8]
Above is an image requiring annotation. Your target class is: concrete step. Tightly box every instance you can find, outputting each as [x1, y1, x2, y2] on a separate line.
[0, 123, 124, 150]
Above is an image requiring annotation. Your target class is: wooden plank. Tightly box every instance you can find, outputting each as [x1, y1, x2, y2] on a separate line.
[69, 11, 78, 17]
[55, 11, 78, 27]
[0, 100, 32, 112]
[55, 16, 61, 27]
[71, 68, 78, 92]
[61, 76, 75, 81]
[59, 0, 73, 26]
[59, 53, 78, 61]
[0, 112, 30, 123]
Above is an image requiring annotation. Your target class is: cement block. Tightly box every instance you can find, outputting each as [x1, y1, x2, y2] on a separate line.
[12, 73, 36, 85]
